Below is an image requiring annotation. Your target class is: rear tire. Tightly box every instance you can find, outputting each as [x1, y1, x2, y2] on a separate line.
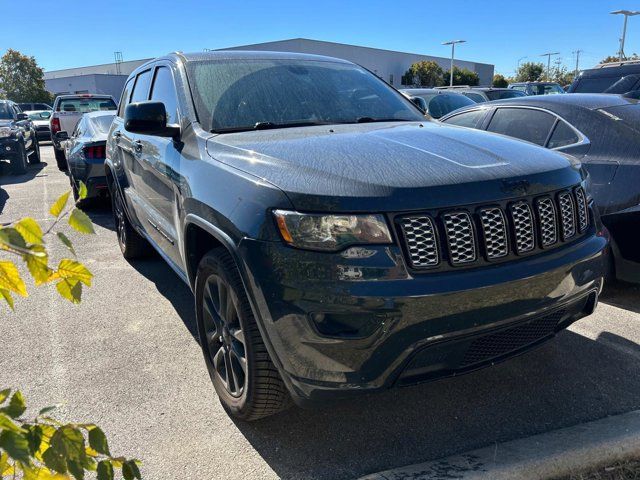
[195, 248, 292, 421]
[28, 137, 41, 164]
[11, 141, 28, 174]
[111, 184, 148, 259]
[54, 147, 67, 171]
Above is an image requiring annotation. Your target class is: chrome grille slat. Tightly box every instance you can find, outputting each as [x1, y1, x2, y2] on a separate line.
[510, 202, 535, 253]
[479, 208, 508, 259]
[574, 187, 589, 232]
[398, 185, 588, 270]
[536, 197, 558, 247]
[443, 212, 477, 264]
[558, 192, 576, 239]
[399, 216, 439, 268]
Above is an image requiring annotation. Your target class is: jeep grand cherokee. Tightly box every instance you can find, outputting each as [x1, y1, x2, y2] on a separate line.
[105, 52, 608, 420]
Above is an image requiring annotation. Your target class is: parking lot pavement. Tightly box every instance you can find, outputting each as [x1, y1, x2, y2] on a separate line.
[1, 145, 639, 480]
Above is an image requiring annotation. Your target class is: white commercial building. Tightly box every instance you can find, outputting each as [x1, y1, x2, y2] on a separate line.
[44, 38, 494, 98]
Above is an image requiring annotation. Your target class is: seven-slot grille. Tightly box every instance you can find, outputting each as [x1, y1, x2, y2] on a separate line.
[399, 186, 589, 270]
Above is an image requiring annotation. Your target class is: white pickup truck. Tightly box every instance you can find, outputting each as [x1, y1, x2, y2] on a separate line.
[50, 94, 117, 170]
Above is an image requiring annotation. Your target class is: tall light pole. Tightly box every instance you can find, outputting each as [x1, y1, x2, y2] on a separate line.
[517, 56, 528, 70]
[572, 49, 583, 75]
[442, 40, 466, 86]
[540, 52, 560, 80]
[611, 10, 640, 62]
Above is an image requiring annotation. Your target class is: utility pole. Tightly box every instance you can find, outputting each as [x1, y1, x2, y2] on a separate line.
[540, 52, 560, 80]
[572, 50, 583, 75]
[114, 52, 123, 75]
[611, 10, 640, 62]
[442, 40, 466, 86]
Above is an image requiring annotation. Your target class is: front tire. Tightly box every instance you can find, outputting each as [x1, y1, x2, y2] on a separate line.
[54, 147, 67, 171]
[195, 248, 291, 421]
[111, 184, 148, 259]
[28, 137, 41, 164]
[11, 141, 28, 174]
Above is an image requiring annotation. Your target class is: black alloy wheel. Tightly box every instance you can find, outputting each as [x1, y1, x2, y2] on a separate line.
[28, 137, 41, 164]
[11, 141, 28, 174]
[110, 184, 147, 259]
[196, 248, 291, 420]
[202, 273, 247, 397]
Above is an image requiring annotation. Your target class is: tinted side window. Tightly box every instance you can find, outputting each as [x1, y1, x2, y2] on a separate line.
[487, 108, 556, 146]
[150, 66, 179, 124]
[463, 92, 486, 103]
[118, 78, 134, 117]
[547, 121, 580, 149]
[130, 70, 152, 103]
[443, 109, 486, 128]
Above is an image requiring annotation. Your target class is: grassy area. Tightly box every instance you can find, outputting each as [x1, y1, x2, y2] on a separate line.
[558, 459, 640, 480]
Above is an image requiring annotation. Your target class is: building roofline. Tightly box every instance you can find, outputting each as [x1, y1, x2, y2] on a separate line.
[222, 37, 493, 67]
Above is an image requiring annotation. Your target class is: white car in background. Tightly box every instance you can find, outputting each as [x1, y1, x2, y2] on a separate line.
[50, 94, 117, 170]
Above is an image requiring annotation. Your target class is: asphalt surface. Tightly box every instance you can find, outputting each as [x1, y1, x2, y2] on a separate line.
[1, 146, 639, 480]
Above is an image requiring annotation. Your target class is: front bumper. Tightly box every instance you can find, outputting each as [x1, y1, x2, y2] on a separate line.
[238, 231, 608, 406]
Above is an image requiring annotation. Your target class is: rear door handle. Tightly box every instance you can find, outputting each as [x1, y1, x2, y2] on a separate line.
[134, 140, 143, 153]
[113, 131, 122, 144]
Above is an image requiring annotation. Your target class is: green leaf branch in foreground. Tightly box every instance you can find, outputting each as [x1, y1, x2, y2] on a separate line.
[0, 183, 95, 309]
[0, 389, 141, 479]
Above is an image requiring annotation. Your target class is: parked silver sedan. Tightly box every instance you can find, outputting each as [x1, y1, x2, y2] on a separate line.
[62, 110, 116, 202]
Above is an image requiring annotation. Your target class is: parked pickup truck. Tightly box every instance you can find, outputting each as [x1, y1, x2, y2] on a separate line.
[50, 94, 117, 170]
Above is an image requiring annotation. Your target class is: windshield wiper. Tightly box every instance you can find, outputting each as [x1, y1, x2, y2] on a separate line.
[212, 121, 334, 134]
[355, 117, 410, 123]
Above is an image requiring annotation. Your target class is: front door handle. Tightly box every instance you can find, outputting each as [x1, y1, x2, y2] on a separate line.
[113, 131, 122, 144]
[133, 140, 143, 153]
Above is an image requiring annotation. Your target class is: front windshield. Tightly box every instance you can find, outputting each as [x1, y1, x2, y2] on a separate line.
[427, 94, 476, 119]
[0, 103, 13, 120]
[187, 59, 424, 132]
[28, 111, 51, 120]
[485, 90, 527, 101]
[532, 83, 565, 95]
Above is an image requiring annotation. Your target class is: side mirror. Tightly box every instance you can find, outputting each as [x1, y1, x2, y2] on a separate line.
[16, 113, 28, 121]
[124, 101, 180, 139]
[410, 96, 428, 113]
[55, 131, 69, 140]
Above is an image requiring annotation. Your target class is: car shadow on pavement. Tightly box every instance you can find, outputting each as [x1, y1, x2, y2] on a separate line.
[600, 280, 640, 314]
[127, 258, 198, 339]
[0, 162, 47, 186]
[232, 330, 640, 480]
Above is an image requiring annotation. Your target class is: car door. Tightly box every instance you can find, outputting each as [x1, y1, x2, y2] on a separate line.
[117, 69, 153, 227]
[13, 105, 33, 150]
[134, 63, 182, 266]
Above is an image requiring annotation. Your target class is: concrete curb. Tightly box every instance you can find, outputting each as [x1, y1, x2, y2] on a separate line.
[359, 410, 640, 480]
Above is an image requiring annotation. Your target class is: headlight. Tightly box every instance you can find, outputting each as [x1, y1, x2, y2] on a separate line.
[273, 210, 392, 251]
[0, 127, 12, 138]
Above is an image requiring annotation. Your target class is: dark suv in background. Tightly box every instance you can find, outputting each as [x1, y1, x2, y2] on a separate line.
[568, 61, 640, 94]
[0, 100, 41, 174]
[106, 51, 608, 420]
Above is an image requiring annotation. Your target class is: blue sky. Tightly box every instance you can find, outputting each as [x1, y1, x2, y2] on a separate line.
[1, 0, 636, 75]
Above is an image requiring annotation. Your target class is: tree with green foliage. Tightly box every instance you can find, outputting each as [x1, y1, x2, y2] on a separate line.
[492, 74, 509, 88]
[514, 62, 545, 82]
[0, 49, 53, 104]
[0, 184, 140, 479]
[402, 61, 445, 87]
[549, 64, 574, 86]
[600, 53, 639, 64]
[444, 66, 480, 86]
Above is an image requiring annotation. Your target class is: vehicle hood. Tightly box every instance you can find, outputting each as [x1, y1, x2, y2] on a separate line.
[206, 121, 583, 212]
